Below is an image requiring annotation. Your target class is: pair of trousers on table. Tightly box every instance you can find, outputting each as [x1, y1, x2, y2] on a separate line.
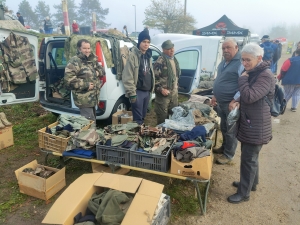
[217, 102, 238, 159]
[131, 90, 150, 125]
[238, 143, 262, 197]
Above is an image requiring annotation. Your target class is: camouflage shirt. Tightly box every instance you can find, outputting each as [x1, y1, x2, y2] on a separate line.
[64, 52, 105, 108]
[153, 55, 181, 93]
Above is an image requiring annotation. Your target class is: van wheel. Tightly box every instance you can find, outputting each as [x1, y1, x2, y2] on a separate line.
[112, 97, 130, 113]
[106, 97, 130, 124]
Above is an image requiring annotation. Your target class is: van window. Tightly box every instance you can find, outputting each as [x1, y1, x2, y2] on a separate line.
[51, 48, 67, 66]
[175, 50, 199, 70]
[151, 50, 160, 63]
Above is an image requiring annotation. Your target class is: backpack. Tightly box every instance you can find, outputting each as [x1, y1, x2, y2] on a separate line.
[117, 45, 131, 80]
[262, 44, 274, 61]
[264, 84, 287, 117]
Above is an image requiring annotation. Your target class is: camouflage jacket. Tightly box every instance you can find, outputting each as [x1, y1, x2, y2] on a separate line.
[1, 32, 38, 84]
[122, 46, 155, 97]
[64, 52, 105, 108]
[153, 55, 181, 94]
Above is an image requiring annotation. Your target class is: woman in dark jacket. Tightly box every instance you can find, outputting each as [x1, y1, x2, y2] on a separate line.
[228, 43, 275, 204]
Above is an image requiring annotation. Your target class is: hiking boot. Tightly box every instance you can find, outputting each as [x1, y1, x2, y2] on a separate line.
[291, 108, 296, 112]
[0, 112, 12, 126]
[0, 119, 5, 129]
[216, 154, 232, 164]
[213, 146, 224, 154]
[232, 181, 257, 191]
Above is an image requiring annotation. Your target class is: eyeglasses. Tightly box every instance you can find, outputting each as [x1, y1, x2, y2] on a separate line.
[240, 58, 252, 63]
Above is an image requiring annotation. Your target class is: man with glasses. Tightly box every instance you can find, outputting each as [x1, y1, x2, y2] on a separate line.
[211, 38, 242, 164]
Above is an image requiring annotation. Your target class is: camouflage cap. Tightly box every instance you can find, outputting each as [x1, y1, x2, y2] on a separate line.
[161, 40, 174, 49]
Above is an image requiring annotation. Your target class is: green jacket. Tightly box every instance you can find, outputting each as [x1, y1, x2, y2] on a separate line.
[64, 52, 105, 108]
[122, 46, 155, 97]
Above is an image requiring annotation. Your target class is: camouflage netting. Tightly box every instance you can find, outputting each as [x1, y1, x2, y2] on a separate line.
[64, 35, 114, 67]
[0, 21, 26, 31]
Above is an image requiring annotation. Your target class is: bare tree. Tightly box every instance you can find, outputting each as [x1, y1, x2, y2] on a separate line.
[143, 0, 196, 34]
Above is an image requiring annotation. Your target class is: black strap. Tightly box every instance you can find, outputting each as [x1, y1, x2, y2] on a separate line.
[48, 52, 58, 73]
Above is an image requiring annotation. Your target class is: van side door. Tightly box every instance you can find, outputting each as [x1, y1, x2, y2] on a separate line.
[175, 46, 201, 95]
[0, 30, 39, 106]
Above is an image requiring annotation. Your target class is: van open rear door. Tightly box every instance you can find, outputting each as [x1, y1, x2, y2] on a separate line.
[176, 46, 201, 95]
[0, 27, 39, 106]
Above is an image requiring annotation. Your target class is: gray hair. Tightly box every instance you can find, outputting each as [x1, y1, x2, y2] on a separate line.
[223, 38, 238, 46]
[241, 43, 264, 57]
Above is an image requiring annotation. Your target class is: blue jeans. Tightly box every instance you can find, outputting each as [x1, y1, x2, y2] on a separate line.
[271, 61, 278, 74]
[217, 102, 238, 159]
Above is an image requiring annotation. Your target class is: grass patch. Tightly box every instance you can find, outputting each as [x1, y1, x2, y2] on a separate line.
[0, 182, 28, 222]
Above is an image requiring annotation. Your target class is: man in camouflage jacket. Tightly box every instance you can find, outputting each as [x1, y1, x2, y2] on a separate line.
[153, 40, 181, 125]
[64, 39, 105, 123]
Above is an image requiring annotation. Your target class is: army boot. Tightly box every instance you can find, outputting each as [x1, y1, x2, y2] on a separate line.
[0, 112, 12, 126]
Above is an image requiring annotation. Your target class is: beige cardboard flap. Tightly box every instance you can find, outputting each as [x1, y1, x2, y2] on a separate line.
[94, 173, 142, 194]
[14, 160, 37, 180]
[45, 167, 65, 190]
[121, 193, 160, 225]
[138, 179, 164, 198]
[42, 173, 103, 225]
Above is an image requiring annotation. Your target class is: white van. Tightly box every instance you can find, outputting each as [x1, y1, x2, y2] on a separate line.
[151, 33, 224, 94]
[0, 21, 162, 122]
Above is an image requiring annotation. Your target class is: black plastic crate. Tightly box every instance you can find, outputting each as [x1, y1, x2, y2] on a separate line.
[96, 143, 137, 165]
[130, 141, 174, 172]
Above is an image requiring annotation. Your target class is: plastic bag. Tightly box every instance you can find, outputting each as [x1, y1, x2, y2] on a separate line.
[227, 107, 240, 126]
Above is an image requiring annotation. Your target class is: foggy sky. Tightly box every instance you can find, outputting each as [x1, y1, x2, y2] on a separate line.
[6, 0, 299, 37]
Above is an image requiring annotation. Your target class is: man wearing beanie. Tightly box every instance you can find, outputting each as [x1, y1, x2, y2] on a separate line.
[122, 30, 154, 124]
[153, 40, 181, 124]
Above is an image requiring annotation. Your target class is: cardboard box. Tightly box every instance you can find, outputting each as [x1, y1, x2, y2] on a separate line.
[14, 160, 66, 200]
[91, 162, 130, 175]
[0, 126, 14, 150]
[112, 110, 133, 124]
[170, 152, 213, 180]
[42, 173, 164, 225]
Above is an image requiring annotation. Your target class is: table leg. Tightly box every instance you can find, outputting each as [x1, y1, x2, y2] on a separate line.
[193, 179, 210, 215]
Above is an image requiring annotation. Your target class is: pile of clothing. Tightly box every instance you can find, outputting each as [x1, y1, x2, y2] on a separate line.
[73, 190, 168, 225]
[163, 94, 218, 133]
[172, 125, 212, 163]
[134, 125, 177, 155]
[64, 122, 140, 158]
[45, 115, 92, 138]
[22, 166, 55, 179]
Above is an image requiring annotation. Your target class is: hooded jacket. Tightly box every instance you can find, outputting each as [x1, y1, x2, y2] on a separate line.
[237, 61, 275, 145]
[64, 52, 105, 108]
[122, 46, 155, 97]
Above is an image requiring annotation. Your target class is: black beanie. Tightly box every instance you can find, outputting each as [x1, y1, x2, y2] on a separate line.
[137, 30, 150, 48]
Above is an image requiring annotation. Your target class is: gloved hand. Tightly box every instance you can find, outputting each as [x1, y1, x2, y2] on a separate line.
[130, 95, 137, 103]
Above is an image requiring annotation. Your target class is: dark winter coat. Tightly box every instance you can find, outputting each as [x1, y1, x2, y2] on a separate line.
[237, 61, 275, 145]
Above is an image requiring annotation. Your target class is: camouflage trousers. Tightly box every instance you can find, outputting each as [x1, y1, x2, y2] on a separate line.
[155, 90, 178, 125]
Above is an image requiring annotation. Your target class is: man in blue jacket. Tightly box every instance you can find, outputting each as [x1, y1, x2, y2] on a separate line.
[260, 35, 277, 72]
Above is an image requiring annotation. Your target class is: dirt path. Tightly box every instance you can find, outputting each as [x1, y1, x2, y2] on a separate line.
[172, 53, 300, 225]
